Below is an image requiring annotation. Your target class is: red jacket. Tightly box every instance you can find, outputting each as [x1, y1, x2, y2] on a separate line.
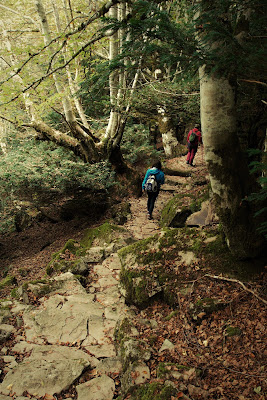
[187, 128, 202, 145]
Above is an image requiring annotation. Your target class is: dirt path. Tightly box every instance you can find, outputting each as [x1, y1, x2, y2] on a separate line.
[124, 146, 207, 239]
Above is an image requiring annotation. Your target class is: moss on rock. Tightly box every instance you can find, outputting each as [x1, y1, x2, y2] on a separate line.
[80, 221, 128, 248]
[160, 194, 193, 228]
[127, 382, 177, 400]
[225, 326, 242, 337]
[118, 229, 196, 307]
[111, 201, 131, 225]
[0, 276, 17, 290]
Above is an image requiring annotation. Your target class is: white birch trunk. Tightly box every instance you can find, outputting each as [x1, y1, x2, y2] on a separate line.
[35, 0, 75, 124]
[51, 0, 90, 129]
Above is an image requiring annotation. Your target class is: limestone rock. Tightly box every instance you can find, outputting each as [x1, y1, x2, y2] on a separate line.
[0, 345, 91, 396]
[96, 357, 122, 375]
[23, 292, 104, 344]
[160, 194, 192, 228]
[84, 246, 105, 263]
[76, 375, 115, 400]
[0, 324, 15, 343]
[121, 361, 150, 394]
[121, 339, 151, 366]
[159, 339, 175, 352]
[186, 200, 218, 227]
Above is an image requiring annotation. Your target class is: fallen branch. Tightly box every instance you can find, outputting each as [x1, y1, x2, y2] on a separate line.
[205, 274, 267, 306]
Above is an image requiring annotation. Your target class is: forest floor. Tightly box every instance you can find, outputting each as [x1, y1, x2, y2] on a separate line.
[0, 148, 266, 399]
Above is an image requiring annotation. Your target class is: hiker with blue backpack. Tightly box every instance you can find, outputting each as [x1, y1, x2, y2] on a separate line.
[142, 161, 165, 220]
[186, 125, 202, 166]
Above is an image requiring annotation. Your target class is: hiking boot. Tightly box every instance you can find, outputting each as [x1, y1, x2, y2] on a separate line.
[186, 161, 189, 164]
[148, 214, 153, 220]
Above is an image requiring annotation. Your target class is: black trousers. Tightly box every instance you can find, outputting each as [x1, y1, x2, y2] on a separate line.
[147, 191, 159, 216]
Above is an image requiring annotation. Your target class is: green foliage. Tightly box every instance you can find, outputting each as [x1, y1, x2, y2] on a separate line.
[193, 0, 266, 77]
[78, 57, 111, 119]
[0, 134, 116, 233]
[0, 134, 115, 196]
[121, 123, 163, 165]
[247, 149, 267, 238]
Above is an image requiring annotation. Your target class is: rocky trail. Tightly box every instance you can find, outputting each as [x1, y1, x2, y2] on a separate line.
[0, 149, 266, 400]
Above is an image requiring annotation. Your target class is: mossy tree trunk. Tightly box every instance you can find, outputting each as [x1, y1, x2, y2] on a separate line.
[157, 106, 179, 158]
[199, 67, 264, 259]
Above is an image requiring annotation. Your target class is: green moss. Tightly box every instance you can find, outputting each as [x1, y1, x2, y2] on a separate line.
[160, 194, 193, 228]
[46, 264, 54, 276]
[30, 279, 48, 285]
[0, 275, 16, 290]
[225, 326, 242, 337]
[114, 318, 134, 346]
[10, 288, 19, 299]
[80, 221, 125, 249]
[195, 234, 264, 279]
[129, 382, 177, 400]
[164, 310, 178, 321]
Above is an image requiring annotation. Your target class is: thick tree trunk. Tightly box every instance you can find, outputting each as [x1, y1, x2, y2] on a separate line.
[199, 66, 264, 259]
[157, 106, 179, 157]
[24, 120, 100, 162]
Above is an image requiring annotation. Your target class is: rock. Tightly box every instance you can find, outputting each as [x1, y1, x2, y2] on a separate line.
[84, 246, 105, 263]
[76, 375, 115, 400]
[121, 361, 150, 394]
[3, 356, 18, 370]
[70, 259, 88, 275]
[121, 339, 151, 366]
[160, 194, 192, 228]
[0, 324, 15, 343]
[186, 200, 218, 227]
[178, 251, 196, 266]
[95, 286, 122, 306]
[190, 298, 227, 321]
[118, 237, 163, 307]
[111, 201, 131, 225]
[0, 345, 91, 396]
[14, 204, 41, 232]
[84, 343, 116, 358]
[25, 272, 86, 299]
[23, 292, 104, 344]
[96, 357, 123, 375]
[159, 339, 175, 352]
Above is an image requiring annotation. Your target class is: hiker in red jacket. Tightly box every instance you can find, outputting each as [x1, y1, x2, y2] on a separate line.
[186, 125, 202, 167]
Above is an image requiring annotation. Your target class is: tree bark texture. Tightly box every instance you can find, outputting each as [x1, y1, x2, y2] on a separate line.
[199, 66, 264, 259]
[157, 106, 179, 157]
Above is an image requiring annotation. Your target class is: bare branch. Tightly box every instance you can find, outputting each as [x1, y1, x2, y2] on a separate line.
[0, 0, 124, 88]
[239, 79, 267, 87]
[0, 4, 38, 27]
[205, 274, 267, 306]
[0, 115, 17, 125]
[0, 29, 116, 106]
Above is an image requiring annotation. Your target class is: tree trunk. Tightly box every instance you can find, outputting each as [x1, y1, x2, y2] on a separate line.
[199, 66, 264, 259]
[157, 106, 179, 157]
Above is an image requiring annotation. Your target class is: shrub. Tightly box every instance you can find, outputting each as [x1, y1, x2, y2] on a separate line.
[0, 134, 116, 233]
